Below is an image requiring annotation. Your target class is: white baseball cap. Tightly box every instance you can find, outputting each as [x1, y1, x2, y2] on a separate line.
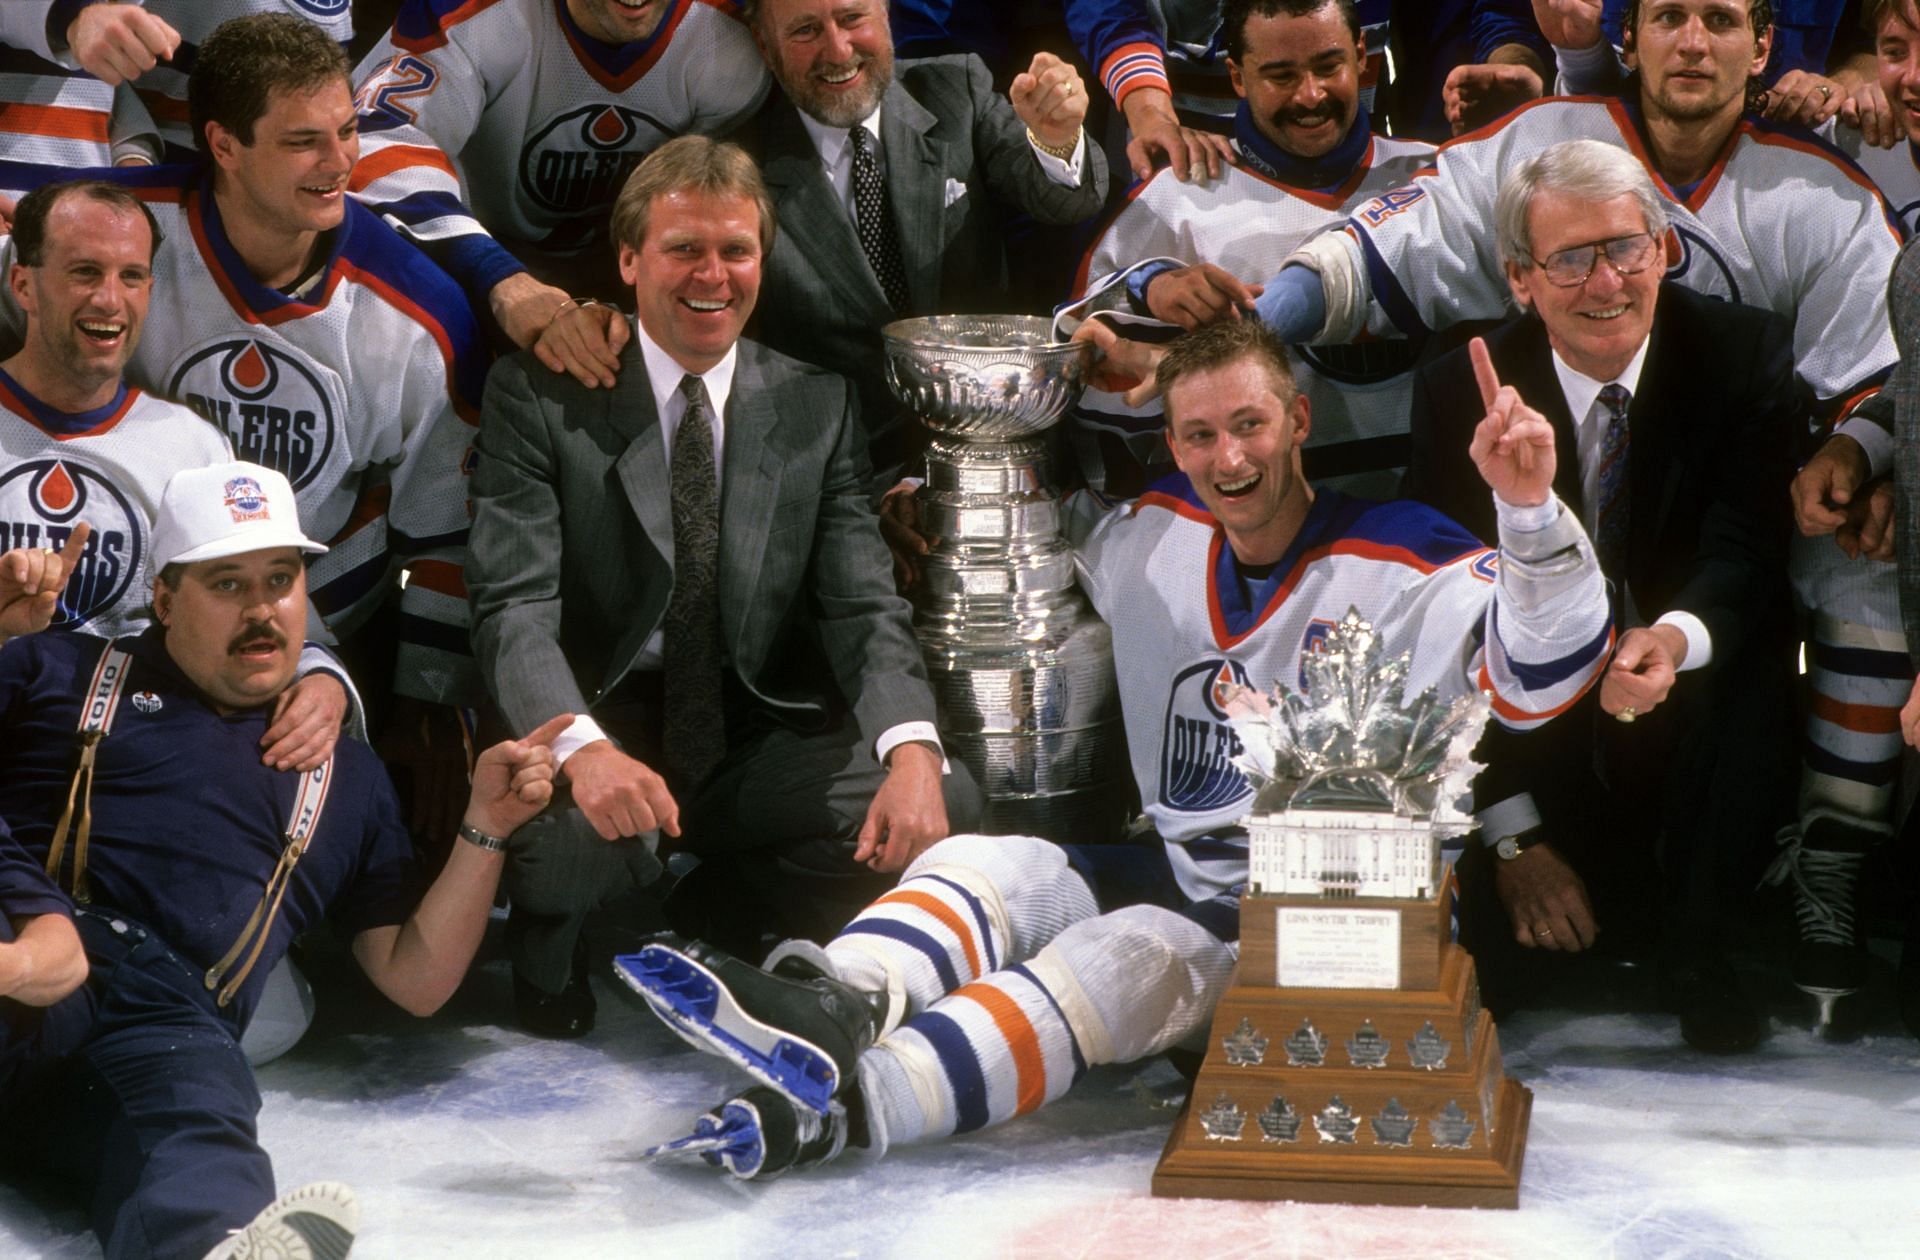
[151, 461, 327, 569]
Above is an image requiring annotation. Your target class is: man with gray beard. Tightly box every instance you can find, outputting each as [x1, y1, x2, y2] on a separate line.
[730, 0, 1110, 479]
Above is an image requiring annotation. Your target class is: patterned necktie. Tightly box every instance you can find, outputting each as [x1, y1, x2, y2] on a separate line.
[661, 374, 727, 787]
[849, 125, 910, 314]
[1594, 382, 1632, 578]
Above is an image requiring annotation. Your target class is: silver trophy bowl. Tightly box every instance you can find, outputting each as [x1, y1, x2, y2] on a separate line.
[882, 315, 1087, 440]
[885, 313, 1127, 843]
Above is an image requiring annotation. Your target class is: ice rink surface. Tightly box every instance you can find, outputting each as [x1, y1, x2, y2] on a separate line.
[5, 940, 1919, 1260]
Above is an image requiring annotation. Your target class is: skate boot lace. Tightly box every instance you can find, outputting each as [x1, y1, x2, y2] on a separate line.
[1765, 830, 1864, 947]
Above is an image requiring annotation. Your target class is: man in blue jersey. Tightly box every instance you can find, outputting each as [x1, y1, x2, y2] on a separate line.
[0, 461, 564, 1260]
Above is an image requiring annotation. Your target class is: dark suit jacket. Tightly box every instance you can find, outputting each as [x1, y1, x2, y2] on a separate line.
[1403, 282, 1799, 671]
[738, 55, 1110, 468]
[1402, 283, 1800, 844]
[467, 333, 938, 751]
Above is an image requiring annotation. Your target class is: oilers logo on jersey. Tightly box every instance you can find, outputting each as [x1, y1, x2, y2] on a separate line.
[289, 0, 351, 14]
[1663, 224, 1739, 303]
[1159, 658, 1254, 816]
[0, 459, 139, 628]
[169, 341, 339, 492]
[520, 104, 669, 219]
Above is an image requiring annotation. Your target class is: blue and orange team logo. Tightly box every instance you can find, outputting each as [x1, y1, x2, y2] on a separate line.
[225, 476, 270, 523]
[1298, 618, 1337, 688]
[1159, 658, 1254, 815]
[520, 103, 672, 223]
[0, 458, 140, 629]
[169, 340, 338, 492]
[289, 0, 350, 15]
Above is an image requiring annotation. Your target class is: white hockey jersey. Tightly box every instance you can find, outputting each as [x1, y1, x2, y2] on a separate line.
[1831, 127, 1920, 236]
[0, 162, 489, 706]
[349, 0, 768, 291]
[1057, 131, 1432, 498]
[1072, 480, 1612, 900]
[0, 375, 231, 638]
[1316, 96, 1902, 409]
[0, 28, 159, 182]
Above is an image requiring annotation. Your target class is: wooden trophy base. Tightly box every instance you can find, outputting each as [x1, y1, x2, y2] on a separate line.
[1152, 891, 1531, 1209]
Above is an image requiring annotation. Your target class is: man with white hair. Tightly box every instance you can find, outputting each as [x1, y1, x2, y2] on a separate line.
[1402, 138, 1800, 1052]
[0, 461, 565, 1259]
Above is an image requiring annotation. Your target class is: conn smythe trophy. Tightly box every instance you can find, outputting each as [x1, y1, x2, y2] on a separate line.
[880, 316, 1127, 841]
[1153, 612, 1533, 1208]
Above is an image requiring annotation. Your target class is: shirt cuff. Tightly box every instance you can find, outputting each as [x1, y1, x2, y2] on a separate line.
[1654, 611, 1712, 672]
[553, 714, 610, 765]
[1553, 37, 1620, 87]
[1475, 793, 1542, 846]
[1833, 418, 1893, 482]
[1492, 493, 1560, 534]
[1030, 130, 1087, 187]
[877, 721, 949, 774]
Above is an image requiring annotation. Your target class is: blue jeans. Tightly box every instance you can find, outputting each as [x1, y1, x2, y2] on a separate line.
[0, 908, 275, 1259]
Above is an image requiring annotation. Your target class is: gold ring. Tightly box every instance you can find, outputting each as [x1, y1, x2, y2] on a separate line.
[1616, 706, 1637, 723]
[1537, 926, 1554, 937]
[41, 548, 57, 559]
[1819, 83, 1833, 100]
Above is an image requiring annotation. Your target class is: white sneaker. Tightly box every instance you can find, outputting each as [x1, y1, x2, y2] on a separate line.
[202, 1181, 358, 1260]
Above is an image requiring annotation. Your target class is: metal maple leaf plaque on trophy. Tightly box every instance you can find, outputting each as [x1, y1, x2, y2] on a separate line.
[1152, 612, 1534, 1209]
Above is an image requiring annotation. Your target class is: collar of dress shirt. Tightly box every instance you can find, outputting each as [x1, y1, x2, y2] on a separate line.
[799, 104, 884, 176]
[1549, 333, 1650, 429]
[633, 315, 738, 422]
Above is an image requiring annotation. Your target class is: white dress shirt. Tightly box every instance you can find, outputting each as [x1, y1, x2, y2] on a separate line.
[1548, 340, 1711, 672]
[554, 319, 942, 772]
[796, 103, 1086, 224]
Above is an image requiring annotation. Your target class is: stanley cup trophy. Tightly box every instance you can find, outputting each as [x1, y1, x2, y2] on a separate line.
[1153, 612, 1533, 1208]
[880, 316, 1127, 841]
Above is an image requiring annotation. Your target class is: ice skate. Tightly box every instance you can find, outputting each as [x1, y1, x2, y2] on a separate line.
[202, 1181, 358, 1260]
[1767, 810, 1878, 1041]
[645, 1086, 850, 1180]
[615, 934, 885, 1116]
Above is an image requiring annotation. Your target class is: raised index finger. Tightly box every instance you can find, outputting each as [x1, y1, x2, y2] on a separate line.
[1468, 336, 1501, 411]
[51, 522, 91, 594]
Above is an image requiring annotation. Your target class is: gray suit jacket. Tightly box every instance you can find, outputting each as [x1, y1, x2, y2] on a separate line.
[467, 334, 938, 751]
[742, 55, 1110, 461]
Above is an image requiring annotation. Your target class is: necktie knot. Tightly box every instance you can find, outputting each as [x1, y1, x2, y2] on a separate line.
[1598, 383, 1630, 418]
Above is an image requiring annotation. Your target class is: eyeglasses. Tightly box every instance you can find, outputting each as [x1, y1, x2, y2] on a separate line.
[1528, 232, 1662, 287]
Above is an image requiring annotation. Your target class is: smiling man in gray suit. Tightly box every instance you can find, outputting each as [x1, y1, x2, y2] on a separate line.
[468, 136, 977, 1037]
[739, 0, 1109, 478]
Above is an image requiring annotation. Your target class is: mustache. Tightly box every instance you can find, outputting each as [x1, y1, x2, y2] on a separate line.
[228, 623, 287, 655]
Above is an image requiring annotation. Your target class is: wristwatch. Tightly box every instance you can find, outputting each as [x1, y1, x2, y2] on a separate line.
[1493, 827, 1545, 861]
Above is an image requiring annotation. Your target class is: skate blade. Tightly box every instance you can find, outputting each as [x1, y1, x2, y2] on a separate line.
[614, 948, 839, 1116]
[1799, 987, 1866, 1043]
[642, 1101, 767, 1179]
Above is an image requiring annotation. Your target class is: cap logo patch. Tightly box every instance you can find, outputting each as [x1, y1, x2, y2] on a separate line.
[224, 476, 270, 523]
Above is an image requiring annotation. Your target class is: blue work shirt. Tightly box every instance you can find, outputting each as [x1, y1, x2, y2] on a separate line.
[0, 627, 422, 1027]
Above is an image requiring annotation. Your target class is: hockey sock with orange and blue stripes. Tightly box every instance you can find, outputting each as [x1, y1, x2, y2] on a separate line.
[1802, 615, 1908, 827]
[766, 835, 1100, 1035]
[855, 904, 1236, 1152]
